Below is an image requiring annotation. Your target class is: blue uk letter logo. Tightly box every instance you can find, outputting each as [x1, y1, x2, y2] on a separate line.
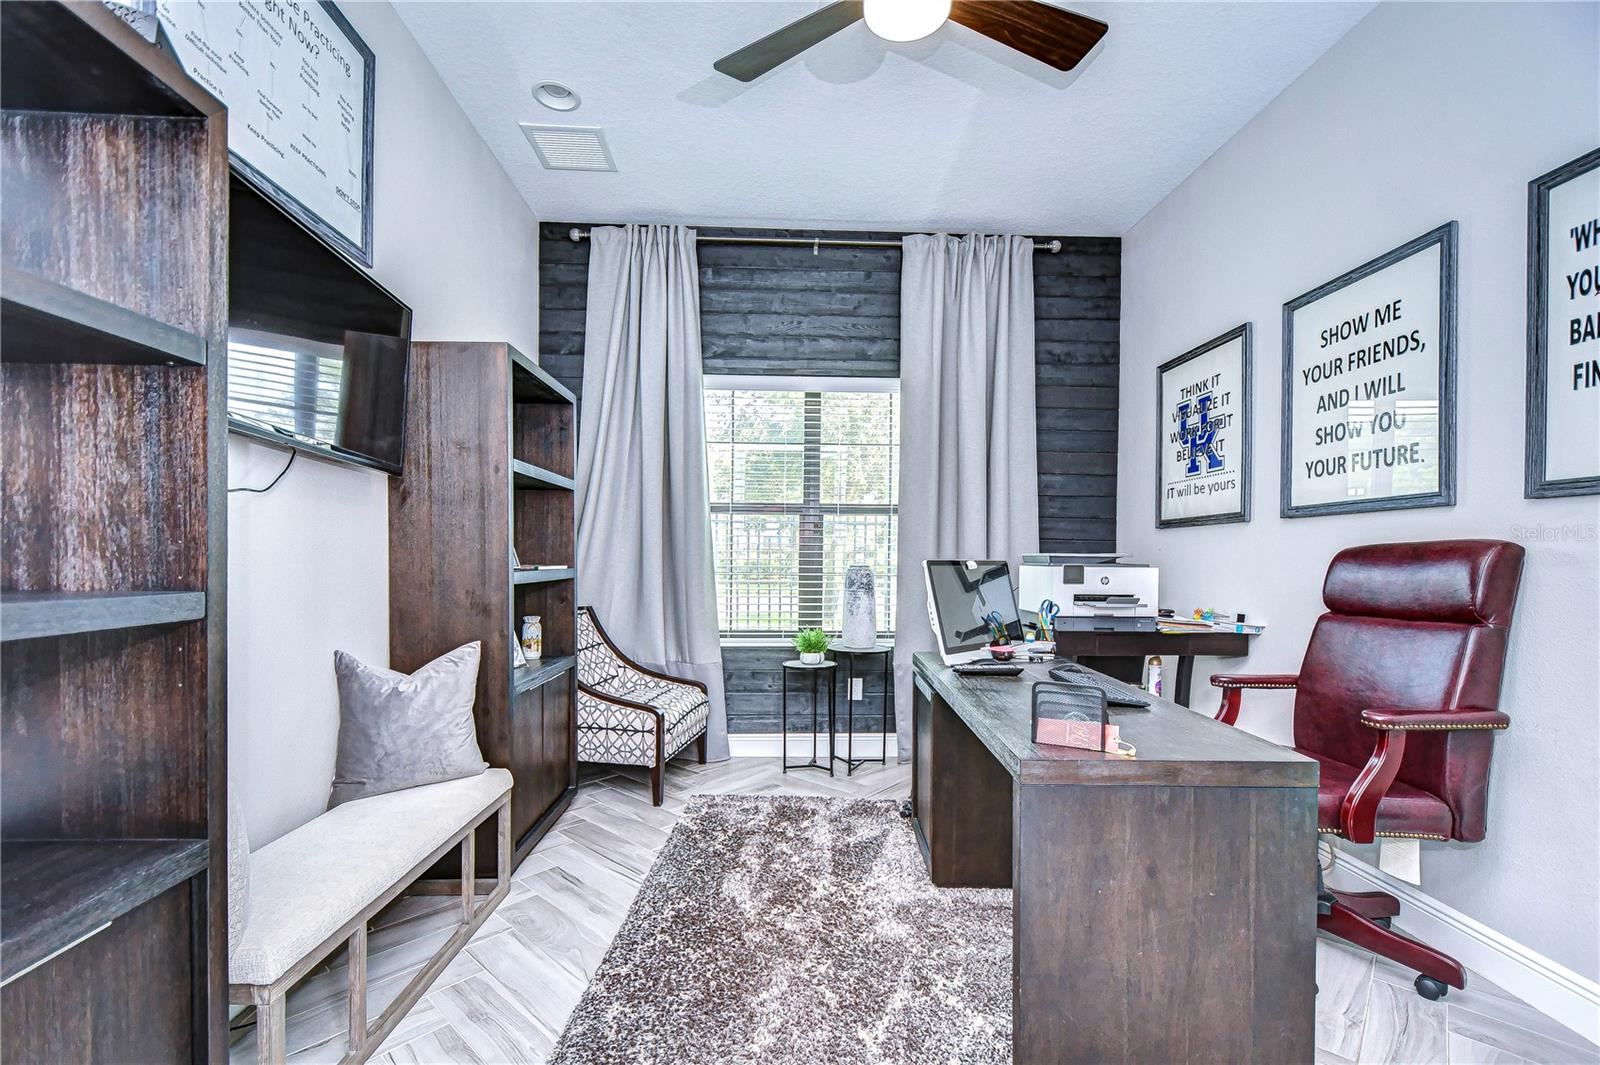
[1177, 394, 1223, 475]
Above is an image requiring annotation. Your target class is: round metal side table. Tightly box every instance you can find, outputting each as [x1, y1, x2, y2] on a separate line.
[827, 640, 893, 775]
[780, 659, 836, 776]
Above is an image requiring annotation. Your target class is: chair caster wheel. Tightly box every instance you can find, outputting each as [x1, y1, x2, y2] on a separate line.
[899, 800, 914, 819]
[1415, 975, 1449, 1001]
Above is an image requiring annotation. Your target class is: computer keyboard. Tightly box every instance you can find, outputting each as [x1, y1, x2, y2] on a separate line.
[952, 661, 1025, 677]
[1048, 664, 1152, 708]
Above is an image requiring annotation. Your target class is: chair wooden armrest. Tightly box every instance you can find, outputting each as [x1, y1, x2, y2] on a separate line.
[1337, 708, 1509, 842]
[1208, 673, 1299, 725]
[1359, 708, 1510, 731]
[585, 610, 709, 695]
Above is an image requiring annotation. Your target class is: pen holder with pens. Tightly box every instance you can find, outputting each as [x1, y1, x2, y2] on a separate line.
[1031, 681, 1135, 757]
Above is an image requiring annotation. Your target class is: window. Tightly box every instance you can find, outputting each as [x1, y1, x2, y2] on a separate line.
[704, 378, 899, 639]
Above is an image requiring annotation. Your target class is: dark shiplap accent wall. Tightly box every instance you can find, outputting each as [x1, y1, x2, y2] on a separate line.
[539, 222, 1119, 732]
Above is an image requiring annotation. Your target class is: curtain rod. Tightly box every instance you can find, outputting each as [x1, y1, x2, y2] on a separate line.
[566, 227, 1063, 254]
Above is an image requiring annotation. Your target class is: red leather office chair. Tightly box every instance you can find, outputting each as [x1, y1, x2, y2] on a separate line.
[1212, 539, 1525, 1000]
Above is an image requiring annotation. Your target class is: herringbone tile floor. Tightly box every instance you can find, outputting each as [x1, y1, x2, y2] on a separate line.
[229, 756, 1598, 1065]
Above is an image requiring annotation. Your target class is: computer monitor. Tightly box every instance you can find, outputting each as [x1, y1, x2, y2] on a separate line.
[923, 560, 1024, 666]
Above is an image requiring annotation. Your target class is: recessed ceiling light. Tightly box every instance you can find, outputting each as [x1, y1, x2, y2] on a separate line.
[533, 81, 580, 112]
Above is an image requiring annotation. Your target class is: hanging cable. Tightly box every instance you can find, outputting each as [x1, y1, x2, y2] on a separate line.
[229, 448, 296, 494]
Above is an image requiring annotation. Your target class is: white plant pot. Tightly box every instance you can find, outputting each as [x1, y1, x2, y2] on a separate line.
[799, 651, 824, 665]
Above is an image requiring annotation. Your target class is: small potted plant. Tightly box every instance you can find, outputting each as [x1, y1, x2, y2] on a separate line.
[793, 628, 829, 666]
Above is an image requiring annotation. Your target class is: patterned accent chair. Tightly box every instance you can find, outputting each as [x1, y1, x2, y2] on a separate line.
[576, 606, 710, 805]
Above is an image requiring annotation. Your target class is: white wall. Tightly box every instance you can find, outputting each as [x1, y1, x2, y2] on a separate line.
[1118, 2, 1599, 981]
[228, 2, 539, 848]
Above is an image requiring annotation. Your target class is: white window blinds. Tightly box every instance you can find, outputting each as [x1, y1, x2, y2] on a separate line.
[704, 381, 899, 638]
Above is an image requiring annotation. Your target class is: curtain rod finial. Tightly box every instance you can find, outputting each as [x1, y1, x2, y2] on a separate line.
[569, 227, 586, 243]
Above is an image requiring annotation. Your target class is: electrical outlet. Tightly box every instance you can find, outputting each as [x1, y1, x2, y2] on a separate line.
[851, 677, 864, 701]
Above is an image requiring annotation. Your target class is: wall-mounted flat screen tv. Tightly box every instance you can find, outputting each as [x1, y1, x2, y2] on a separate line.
[227, 171, 412, 475]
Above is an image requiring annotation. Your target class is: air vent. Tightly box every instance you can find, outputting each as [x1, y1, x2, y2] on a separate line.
[520, 124, 615, 172]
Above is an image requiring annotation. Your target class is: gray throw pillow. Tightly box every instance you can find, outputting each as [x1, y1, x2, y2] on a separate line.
[329, 642, 489, 808]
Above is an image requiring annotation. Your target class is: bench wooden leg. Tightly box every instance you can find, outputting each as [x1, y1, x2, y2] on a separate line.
[348, 923, 367, 1049]
[257, 993, 287, 1065]
[461, 830, 475, 922]
[498, 797, 511, 884]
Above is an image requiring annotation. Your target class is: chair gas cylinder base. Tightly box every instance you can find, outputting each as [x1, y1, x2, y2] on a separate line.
[1213, 539, 1526, 999]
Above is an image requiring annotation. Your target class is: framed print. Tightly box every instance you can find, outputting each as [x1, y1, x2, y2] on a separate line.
[1526, 147, 1600, 498]
[1282, 223, 1457, 518]
[157, 0, 376, 265]
[1156, 324, 1252, 528]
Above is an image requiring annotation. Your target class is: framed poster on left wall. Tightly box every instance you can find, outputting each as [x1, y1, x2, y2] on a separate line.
[1281, 223, 1458, 518]
[1156, 324, 1252, 528]
[156, 0, 375, 265]
[1526, 147, 1600, 498]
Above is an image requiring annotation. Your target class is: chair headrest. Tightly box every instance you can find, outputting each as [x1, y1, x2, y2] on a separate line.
[1322, 540, 1525, 626]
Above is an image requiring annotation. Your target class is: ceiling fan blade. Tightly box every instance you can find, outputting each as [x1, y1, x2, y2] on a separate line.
[948, 1, 1108, 71]
[714, 1, 865, 82]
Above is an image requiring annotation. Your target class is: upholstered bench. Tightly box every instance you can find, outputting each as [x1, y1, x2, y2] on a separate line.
[230, 769, 513, 1065]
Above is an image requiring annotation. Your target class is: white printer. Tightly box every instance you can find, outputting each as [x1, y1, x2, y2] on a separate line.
[1018, 554, 1160, 633]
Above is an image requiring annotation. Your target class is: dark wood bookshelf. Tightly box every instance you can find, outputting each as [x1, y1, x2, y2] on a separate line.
[0, 3, 228, 1060]
[391, 342, 578, 873]
[0, 590, 206, 641]
[1, 838, 208, 982]
[1, 265, 208, 367]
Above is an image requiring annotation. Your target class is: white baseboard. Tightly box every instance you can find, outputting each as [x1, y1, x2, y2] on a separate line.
[726, 732, 898, 761]
[1328, 850, 1600, 1047]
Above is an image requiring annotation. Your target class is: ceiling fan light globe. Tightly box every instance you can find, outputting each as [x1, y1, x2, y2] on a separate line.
[863, 0, 952, 43]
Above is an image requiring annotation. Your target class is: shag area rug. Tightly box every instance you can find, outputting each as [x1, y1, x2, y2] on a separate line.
[548, 795, 1011, 1065]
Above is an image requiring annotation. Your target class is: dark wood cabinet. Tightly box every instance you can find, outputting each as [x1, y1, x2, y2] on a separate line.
[1, 3, 228, 1058]
[390, 342, 577, 872]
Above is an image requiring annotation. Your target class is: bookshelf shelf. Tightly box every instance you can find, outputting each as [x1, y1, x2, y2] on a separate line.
[0, 839, 208, 984]
[512, 460, 575, 492]
[1, 591, 206, 642]
[513, 567, 576, 585]
[513, 655, 576, 695]
[0, 267, 207, 367]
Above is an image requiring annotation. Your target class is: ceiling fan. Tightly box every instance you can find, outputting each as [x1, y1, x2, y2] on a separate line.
[713, 0, 1109, 82]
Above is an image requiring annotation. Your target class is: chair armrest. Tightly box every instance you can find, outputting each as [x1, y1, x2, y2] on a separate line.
[1339, 708, 1508, 842]
[1209, 674, 1298, 726]
[577, 684, 665, 725]
[1210, 674, 1300, 689]
[1360, 708, 1510, 732]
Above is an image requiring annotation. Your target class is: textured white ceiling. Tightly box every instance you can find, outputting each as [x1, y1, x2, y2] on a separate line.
[396, 1, 1373, 235]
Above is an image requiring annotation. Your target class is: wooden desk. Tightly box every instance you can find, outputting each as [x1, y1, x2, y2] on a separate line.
[911, 652, 1317, 1064]
[1052, 627, 1253, 707]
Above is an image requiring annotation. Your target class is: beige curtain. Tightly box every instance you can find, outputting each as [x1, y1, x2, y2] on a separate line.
[574, 224, 728, 760]
[894, 234, 1040, 758]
